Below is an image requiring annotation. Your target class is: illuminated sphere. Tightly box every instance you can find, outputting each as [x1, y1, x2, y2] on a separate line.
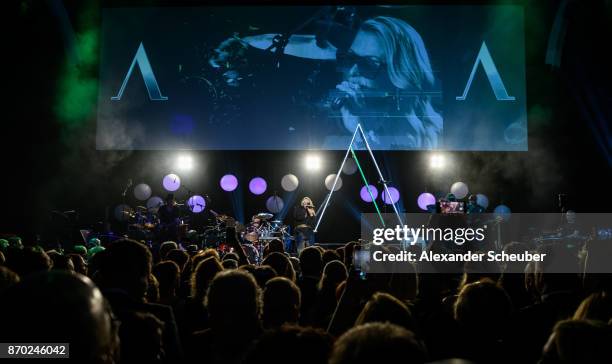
[417, 192, 436, 211]
[133, 183, 152, 201]
[324, 174, 343, 191]
[249, 177, 267, 195]
[281, 174, 299, 192]
[163, 174, 181, 192]
[220, 174, 238, 192]
[382, 187, 400, 205]
[187, 195, 206, 213]
[450, 182, 469, 199]
[360, 185, 378, 203]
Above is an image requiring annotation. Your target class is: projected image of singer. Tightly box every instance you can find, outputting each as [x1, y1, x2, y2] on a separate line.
[293, 197, 316, 254]
[328, 16, 442, 149]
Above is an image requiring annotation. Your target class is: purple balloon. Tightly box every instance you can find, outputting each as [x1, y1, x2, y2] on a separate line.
[187, 195, 206, 213]
[382, 187, 400, 205]
[163, 174, 181, 192]
[417, 192, 436, 211]
[249, 177, 267, 195]
[360, 185, 379, 203]
[220, 174, 238, 192]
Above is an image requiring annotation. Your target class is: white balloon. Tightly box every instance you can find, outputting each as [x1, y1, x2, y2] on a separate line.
[266, 196, 284, 214]
[146, 196, 164, 213]
[133, 183, 152, 201]
[281, 174, 299, 192]
[342, 158, 357, 175]
[476, 194, 489, 209]
[450, 182, 469, 199]
[325, 174, 343, 191]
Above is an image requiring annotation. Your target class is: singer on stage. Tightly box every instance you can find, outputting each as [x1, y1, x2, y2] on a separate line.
[293, 197, 316, 253]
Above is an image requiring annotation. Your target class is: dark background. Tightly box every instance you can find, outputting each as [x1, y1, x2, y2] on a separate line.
[4, 0, 612, 244]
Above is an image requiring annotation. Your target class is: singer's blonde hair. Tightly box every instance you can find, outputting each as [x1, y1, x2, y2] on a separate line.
[360, 16, 442, 148]
[301, 197, 313, 207]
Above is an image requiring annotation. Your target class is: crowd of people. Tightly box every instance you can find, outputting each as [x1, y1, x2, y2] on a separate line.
[0, 229, 611, 364]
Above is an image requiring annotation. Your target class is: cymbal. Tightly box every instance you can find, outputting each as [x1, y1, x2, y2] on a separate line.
[136, 206, 147, 211]
[256, 213, 273, 220]
[271, 220, 282, 224]
[216, 214, 232, 222]
[243, 34, 337, 60]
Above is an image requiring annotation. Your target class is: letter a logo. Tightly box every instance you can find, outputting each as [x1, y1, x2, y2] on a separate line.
[456, 41, 515, 101]
[111, 42, 168, 101]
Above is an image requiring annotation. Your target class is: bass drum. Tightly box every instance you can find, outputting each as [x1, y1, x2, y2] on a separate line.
[243, 225, 259, 243]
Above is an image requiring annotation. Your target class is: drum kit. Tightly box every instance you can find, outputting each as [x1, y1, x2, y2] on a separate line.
[116, 199, 290, 262]
[241, 212, 290, 263]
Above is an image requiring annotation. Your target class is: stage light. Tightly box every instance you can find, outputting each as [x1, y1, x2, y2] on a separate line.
[304, 154, 322, 171]
[324, 174, 343, 191]
[163, 173, 181, 192]
[266, 195, 284, 213]
[220, 174, 238, 192]
[187, 195, 206, 213]
[176, 154, 194, 171]
[249, 177, 267, 195]
[429, 154, 446, 169]
[450, 181, 469, 199]
[476, 194, 489, 209]
[281, 174, 299, 192]
[417, 192, 436, 211]
[133, 183, 152, 201]
[360, 185, 379, 203]
[382, 187, 400, 205]
[146, 196, 164, 212]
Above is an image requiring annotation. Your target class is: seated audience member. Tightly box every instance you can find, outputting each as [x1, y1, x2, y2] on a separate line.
[289, 256, 301, 276]
[0, 265, 20, 292]
[119, 311, 165, 364]
[322, 249, 342, 267]
[573, 291, 612, 322]
[262, 277, 301, 329]
[498, 242, 533, 309]
[94, 239, 183, 363]
[298, 246, 323, 325]
[262, 252, 296, 281]
[159, 241, 178, 261]
[4, 246, 52, 277]
[48, 251, 75, 271]
[222, 258, 239, 269]
[246, 325, 333, 364]
[329, 322, 427, 364]
[252, 264, 278, 288]
[0, 271, 119, 363]
[517, 244, 581, 362]
[153, 260, 181, 307]
[540, 319, 612, 363]
[355, 292, 416, 332]
[187, 269, 262, 364]
[263, 239, 285, 257]
[165, 248, 190, 275]
[179, 256, 223, 340]
[312, 260, 347, 328]
[68, 253, 88, 275]
[453, 279, 514, 363]
[147, 273, 160, 303]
